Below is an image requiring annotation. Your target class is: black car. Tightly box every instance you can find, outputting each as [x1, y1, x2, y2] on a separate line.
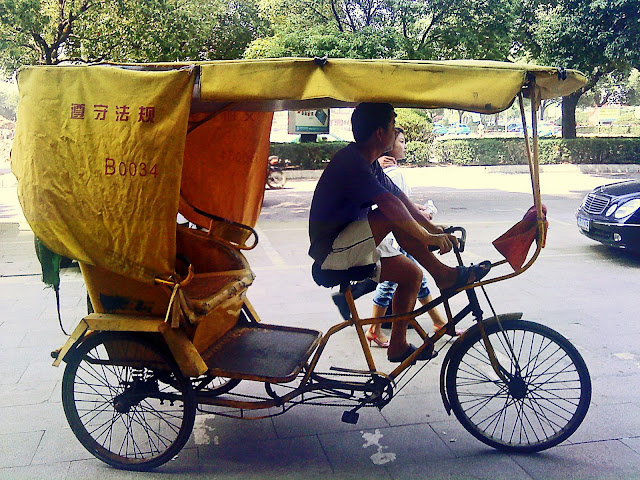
[576, 180, 640, 252]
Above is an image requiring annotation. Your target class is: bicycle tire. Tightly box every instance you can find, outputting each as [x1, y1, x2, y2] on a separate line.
[62, 332, 196, 470]
[196, 375, 241, 396]
[267, 169, 286, 189]
[446, 319, 591, 452]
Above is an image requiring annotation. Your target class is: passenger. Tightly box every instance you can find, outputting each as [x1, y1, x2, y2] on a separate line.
[366, 128, 454, 348]
[309, 103, 490, 362]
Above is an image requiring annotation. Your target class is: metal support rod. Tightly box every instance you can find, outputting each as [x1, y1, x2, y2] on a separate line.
[345, 287, 378, 372]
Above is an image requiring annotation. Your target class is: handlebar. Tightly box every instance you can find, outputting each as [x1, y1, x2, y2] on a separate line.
[444, 226, 466, 253]
[428, 226, 466, 254]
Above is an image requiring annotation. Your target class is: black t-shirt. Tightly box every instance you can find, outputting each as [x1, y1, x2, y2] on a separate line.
[308, 143, 402, 263]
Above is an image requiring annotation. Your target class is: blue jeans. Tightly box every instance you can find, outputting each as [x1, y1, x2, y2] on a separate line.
[372, 252, 430, 308]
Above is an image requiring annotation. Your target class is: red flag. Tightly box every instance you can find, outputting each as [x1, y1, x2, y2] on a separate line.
[492, 205, 548, 270]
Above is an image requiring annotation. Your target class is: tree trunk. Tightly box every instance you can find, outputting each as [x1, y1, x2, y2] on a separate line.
[561, 93, 580, 139]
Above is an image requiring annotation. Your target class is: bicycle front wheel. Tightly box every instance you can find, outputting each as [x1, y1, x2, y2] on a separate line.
[62, 332, 196, 470]
[446, 319, 591, 452]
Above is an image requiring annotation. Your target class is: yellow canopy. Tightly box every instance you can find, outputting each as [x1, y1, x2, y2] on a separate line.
[11, 58, 586, 283]
[195, 58, 586, 113]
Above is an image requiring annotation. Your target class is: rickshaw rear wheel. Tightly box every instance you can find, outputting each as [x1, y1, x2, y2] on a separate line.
[62, 332, 196, 471]
[446, 319, 591, 453]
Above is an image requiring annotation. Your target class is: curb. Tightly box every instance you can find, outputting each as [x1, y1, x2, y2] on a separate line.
[282, 169, 323, 180]
[285, 164, 640, 180]
[485, 164, 640, 174]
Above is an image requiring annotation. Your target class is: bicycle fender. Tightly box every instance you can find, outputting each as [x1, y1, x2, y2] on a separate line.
[439, 312, 523, 415]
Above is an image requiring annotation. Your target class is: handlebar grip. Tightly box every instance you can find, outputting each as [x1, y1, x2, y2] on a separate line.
[427, 227, 467, 253]
[444, 226, 467, 253]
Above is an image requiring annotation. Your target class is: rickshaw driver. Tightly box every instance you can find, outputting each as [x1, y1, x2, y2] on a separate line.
[309, 103, 491, 363]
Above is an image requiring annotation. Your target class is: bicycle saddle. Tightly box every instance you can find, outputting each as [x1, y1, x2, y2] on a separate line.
[311, 262, 376, 288]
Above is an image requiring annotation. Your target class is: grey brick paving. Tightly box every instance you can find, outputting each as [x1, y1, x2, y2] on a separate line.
[2, 168, 640, 479]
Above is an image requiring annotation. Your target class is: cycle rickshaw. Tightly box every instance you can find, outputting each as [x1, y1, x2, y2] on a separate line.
[11, 58, 591, 470]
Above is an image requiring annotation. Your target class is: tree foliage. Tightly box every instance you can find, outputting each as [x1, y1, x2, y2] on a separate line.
[1, 0, 639, 140]
[525, 0, 640, 137]
[579, 69, 640, 107]
[0, 0, 266, 77]
[245, 0, 518, 60]
[395, 108, 432, 142]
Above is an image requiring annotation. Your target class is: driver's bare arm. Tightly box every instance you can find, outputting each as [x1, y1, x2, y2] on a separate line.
[374, 191, 456, 254]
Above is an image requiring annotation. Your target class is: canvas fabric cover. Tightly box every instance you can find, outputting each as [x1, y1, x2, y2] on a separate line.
[12, 65, 195, 283]
[198, 58, 587, 113]
[11, 58, 587, 285]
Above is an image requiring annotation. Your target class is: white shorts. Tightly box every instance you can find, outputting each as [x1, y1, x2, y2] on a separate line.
[376, 233, 402, 258]
[320, 219, 401, 281]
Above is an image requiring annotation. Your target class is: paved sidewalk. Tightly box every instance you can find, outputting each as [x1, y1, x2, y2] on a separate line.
[2, 167, 640, 479]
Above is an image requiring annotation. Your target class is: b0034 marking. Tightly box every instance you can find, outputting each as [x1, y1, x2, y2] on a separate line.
[105, 158, 158, 178]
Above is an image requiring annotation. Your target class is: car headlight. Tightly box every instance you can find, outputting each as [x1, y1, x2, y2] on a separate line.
[613, 199, 640, 219]
[605, 204, 618, 216]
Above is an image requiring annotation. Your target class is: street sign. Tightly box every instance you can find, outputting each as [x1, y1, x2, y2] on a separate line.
[288, 109, 330, 134]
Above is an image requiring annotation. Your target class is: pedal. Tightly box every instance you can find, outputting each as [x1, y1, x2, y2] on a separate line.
[341, 410, 359, 424]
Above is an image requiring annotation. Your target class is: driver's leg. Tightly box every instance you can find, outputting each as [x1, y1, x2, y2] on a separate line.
[368, 208, 458, 290]
[378, 254, 422, 358]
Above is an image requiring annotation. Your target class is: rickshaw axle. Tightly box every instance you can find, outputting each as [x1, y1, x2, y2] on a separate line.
[507, 375, 528, 400]
[113, 377, 160, 413]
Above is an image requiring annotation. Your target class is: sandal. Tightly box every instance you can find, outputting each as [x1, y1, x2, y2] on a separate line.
[442, 261, 491, 294]
[388, 343, 437, 363]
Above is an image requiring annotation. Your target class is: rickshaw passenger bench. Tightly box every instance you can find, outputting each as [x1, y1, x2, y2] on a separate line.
[77, 223, 323, 382]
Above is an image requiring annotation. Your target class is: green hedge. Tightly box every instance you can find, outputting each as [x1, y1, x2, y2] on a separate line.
[270, 137, 640, 169]
[431, 137, 640, 166]
[270, 142, 349, 169]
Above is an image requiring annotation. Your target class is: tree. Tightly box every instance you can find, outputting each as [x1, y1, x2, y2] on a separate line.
[71, 0, 267, 64]
[528, 0, 640, 137]
[579, 69, 640, 107]
[0, 0, 93, 74]
[0, 0, 266, 77]
[246, 0, 519, 60]
[396, 108, 432, 142]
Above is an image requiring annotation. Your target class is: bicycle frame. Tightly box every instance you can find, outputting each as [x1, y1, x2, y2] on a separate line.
[186, 224, 515, 421]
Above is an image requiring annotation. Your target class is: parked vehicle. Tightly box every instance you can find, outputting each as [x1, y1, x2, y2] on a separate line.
[266, 156, 286, 189]
[507, 122, 557, 137]
[448, 123, 471, 135]
[432, 122, 449, 135]
[577, 180, 640, 252]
